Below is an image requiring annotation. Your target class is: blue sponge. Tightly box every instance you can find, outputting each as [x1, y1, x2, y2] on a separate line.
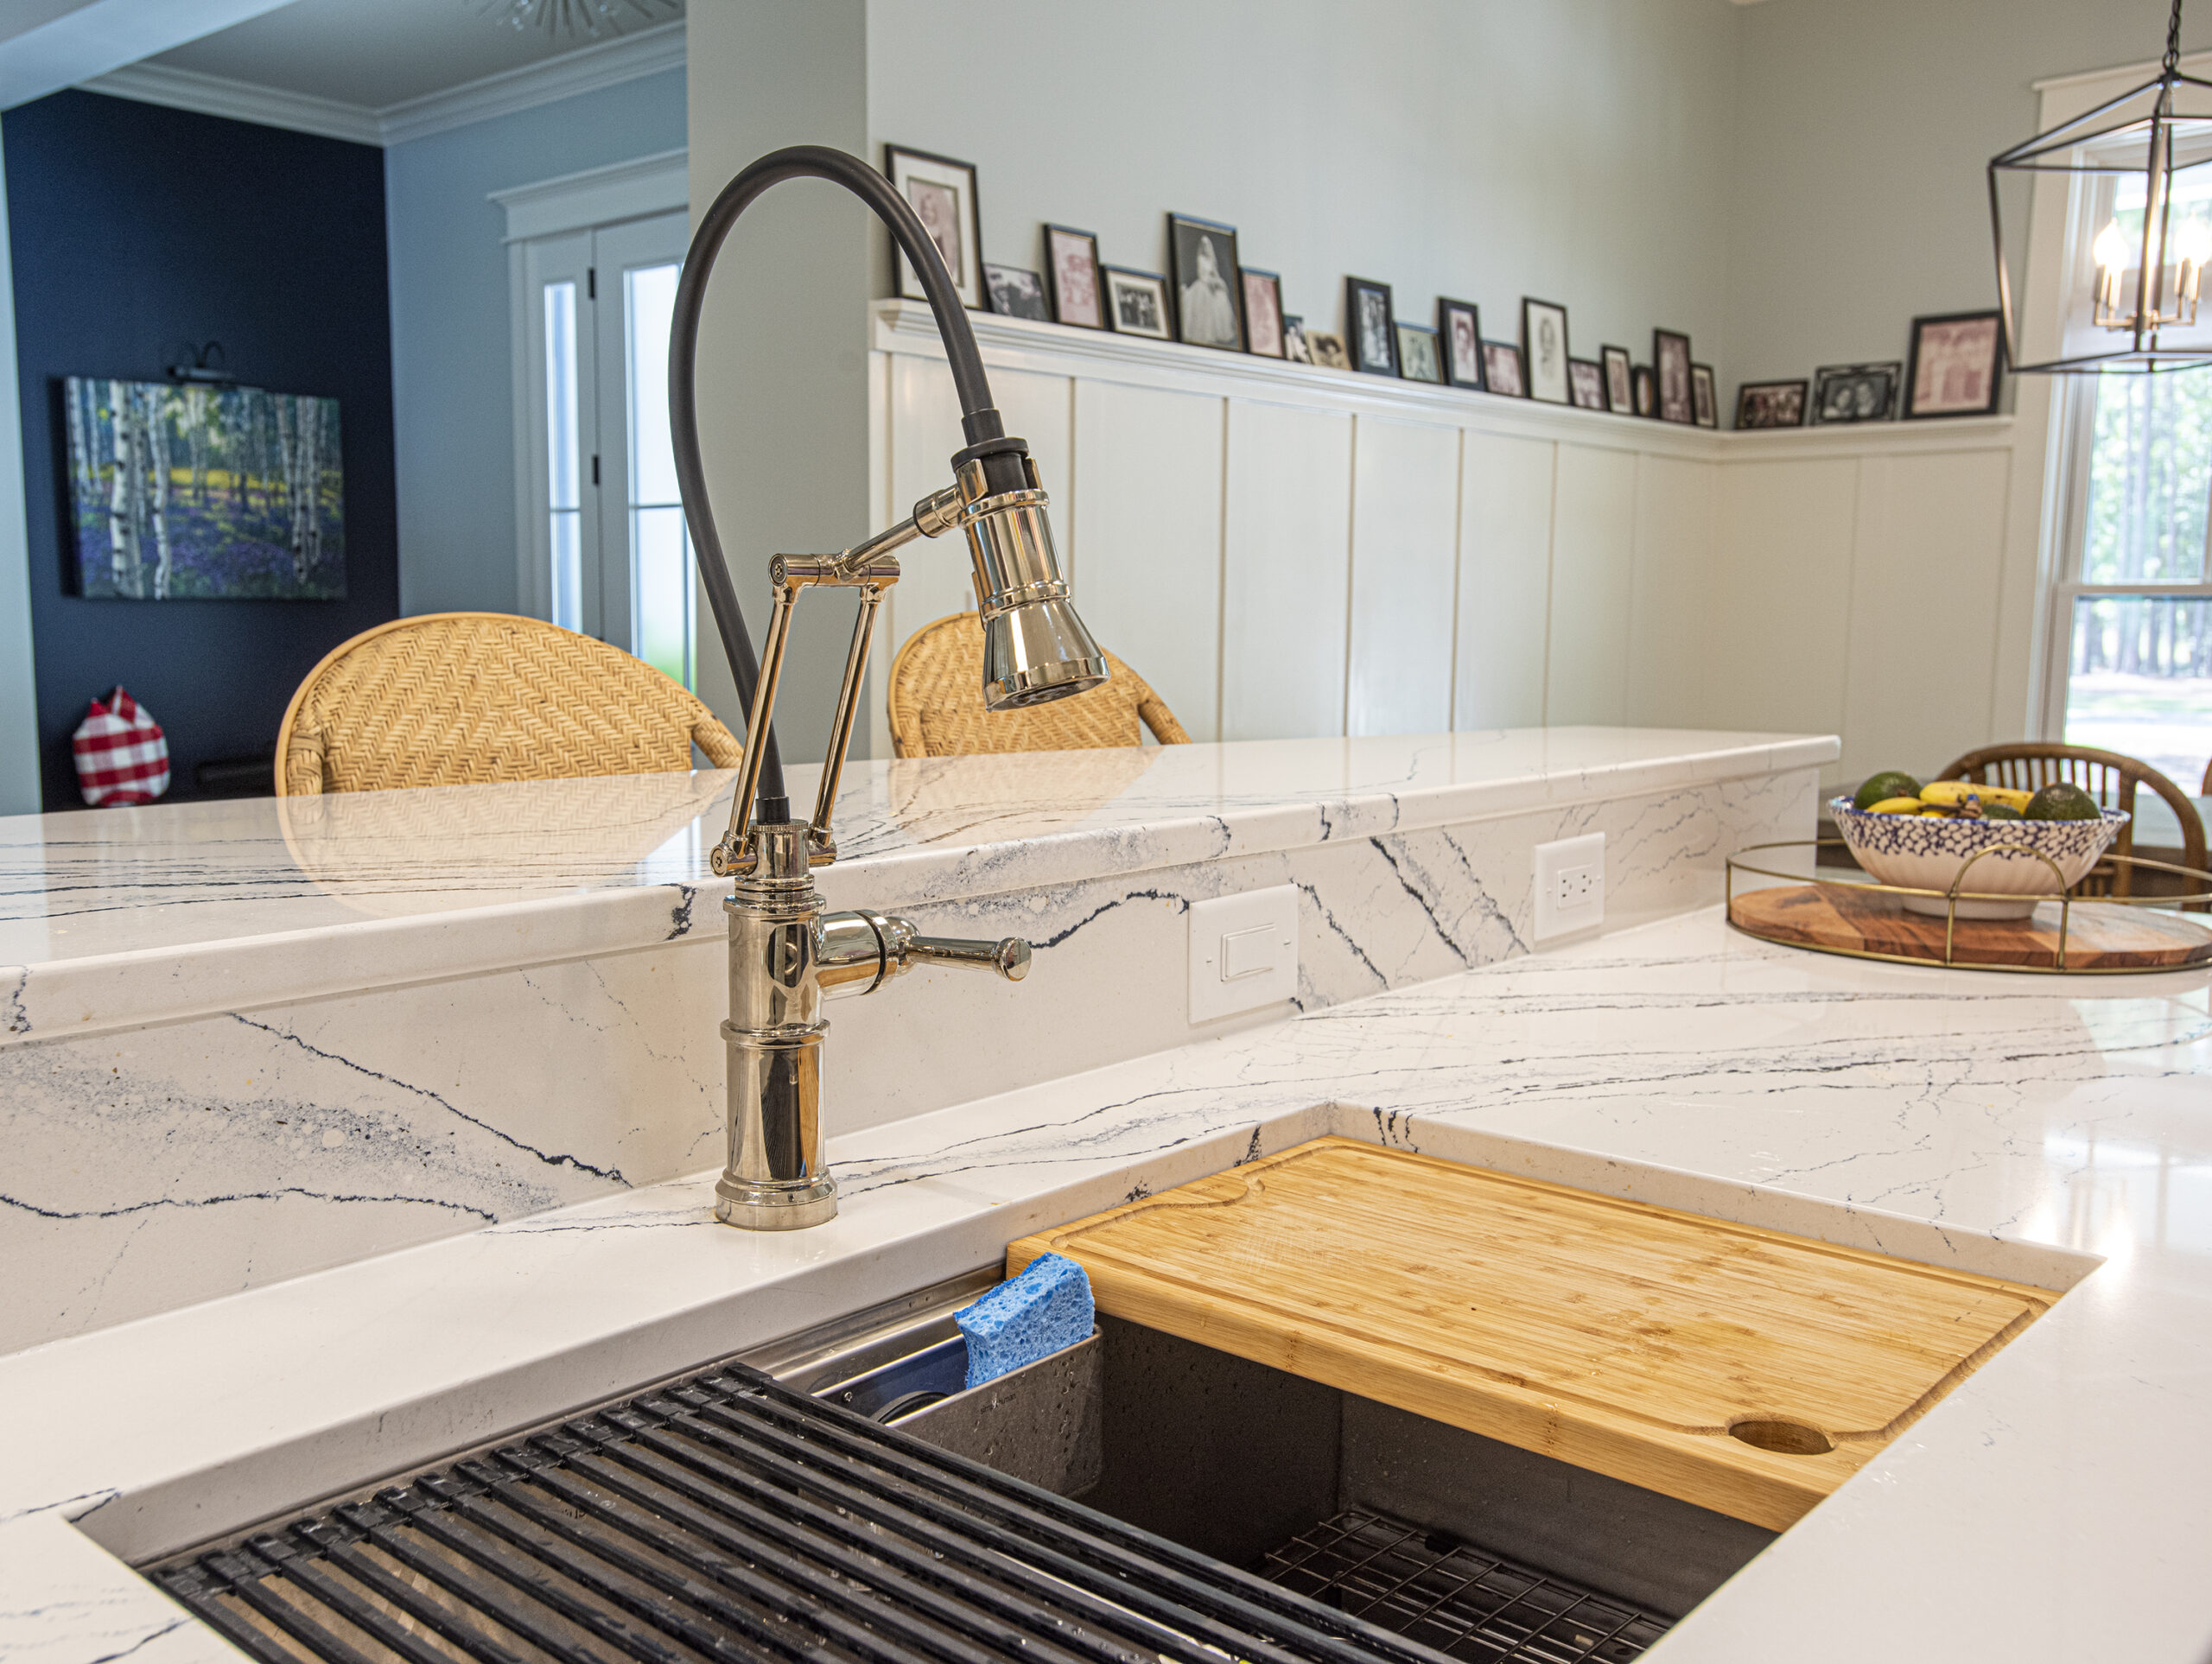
[957, 1253, 1094, 1390]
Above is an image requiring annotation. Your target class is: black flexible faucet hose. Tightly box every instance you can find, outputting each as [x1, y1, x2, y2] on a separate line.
[668, 143, 1020, 822]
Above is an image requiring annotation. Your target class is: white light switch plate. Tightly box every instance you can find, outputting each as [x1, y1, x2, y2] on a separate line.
[1533, 832, 1605, 942]
[1189, 885, 1298, 1023]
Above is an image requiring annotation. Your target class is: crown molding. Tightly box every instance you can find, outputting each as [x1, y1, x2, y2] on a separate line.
[378, 19, 683, 146]
[77, 17, 683, 148]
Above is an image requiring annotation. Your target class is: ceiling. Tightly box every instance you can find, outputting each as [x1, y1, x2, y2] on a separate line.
[149, 0, 683, 109]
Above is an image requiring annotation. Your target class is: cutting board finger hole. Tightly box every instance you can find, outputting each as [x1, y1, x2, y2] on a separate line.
[1728, 1419, 1834, 1456]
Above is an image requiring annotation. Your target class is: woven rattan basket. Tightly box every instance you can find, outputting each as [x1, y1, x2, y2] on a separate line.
[887, 611, 1190, 757]
[276, 612, 743, 796]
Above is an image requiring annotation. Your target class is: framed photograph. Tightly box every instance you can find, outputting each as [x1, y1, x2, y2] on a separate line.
[1242, 267, 1285, 357]
[1690, 364, 1719, 428]
[1346, 276, 1396, 374]
[885, 144, 981, 309]
[1904, 312, 2003, 417]
[1522, 298, 1571, 404]
[1735, 378, 1808, 429]
[1811, 360, 1899, 423]
[1632, 365, 1657, 418]
[1043, 224, 1103, 329]
[1568, 359, 1606, 411]
[1439, 298, 1484, 390]
[1282, 314, 1311, 364]
[1102, 266, 1173, 340]
[1481, 340, 1525, 397]
[1396, 322, 1444, 384]
[1601, 346, 1632, 414]
[1653, 329, 1694, 423]
[1169, 213, 1244, 352]
[64, 378, 344, 599]
[982, 264, 1048, 321]
[1309, 331, 1351, 370]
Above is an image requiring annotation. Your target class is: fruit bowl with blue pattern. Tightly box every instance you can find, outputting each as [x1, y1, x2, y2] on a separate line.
[1829, 778, 2126, 920]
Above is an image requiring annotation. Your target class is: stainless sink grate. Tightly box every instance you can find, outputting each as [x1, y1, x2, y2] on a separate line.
[144, 1361, 1458, 1664]
[1261, 1511, 1671, 1664]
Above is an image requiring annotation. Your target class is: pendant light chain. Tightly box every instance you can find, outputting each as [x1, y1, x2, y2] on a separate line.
[2168, 0, 2184, 75]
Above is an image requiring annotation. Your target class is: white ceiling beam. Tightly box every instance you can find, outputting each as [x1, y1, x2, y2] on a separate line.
[0, 0, 300, 111]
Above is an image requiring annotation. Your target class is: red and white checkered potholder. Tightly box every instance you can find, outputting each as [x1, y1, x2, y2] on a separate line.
[73, 686, 169, 806]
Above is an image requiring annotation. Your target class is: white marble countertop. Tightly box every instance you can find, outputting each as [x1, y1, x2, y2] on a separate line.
[0, 728, 1830, 1041]
[2, 903, 2205, 1662]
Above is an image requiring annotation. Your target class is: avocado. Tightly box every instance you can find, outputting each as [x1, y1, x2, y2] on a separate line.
[1981, 802, 2024, 821]
[2024, 782, 2101, 822]
[1854, 770, 1923, 812]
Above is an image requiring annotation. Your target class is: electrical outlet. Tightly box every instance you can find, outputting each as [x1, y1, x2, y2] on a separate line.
[1533, 833, 1605, 942]
[1189, 885, 1299, 1023]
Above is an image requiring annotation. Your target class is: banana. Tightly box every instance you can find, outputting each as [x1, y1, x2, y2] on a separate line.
[1917, 780, 1984, 808]
[1866, 797, 1924, 814]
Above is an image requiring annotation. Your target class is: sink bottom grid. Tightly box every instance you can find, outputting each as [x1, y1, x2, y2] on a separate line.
[1261, 1510, 1671, 1664]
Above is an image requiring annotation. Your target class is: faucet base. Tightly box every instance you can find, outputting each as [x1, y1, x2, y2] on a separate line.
[715, 1174, 839, 1230]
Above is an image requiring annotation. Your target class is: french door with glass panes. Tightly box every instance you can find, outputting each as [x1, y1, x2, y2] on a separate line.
[519, 209, 694, 687]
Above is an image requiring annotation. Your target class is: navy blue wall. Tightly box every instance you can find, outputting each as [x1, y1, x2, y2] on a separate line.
[7, 90, 397, 809]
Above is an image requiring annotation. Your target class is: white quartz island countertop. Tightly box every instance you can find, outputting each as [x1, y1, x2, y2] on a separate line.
[1, 727, 1829, 1039]
[2, 898, 2207, 1662]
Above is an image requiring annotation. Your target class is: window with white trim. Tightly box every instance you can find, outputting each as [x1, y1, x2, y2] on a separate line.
[2044, 126, 2212, 794]
[518, 211, 692, 687]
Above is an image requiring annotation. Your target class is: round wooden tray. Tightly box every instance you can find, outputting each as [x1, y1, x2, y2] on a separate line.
[1726, 844, 2212, 974]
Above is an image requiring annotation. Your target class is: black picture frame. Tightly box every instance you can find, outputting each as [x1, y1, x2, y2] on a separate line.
[1522, 298, 1571, 404]
[1396, 322, 1444, 384]
[1690, 364, 1719, 429]
[1241, 267, 1285, 357]
[1481, 340, 1526, 397]
[982, 264, 1048, 321]
[1601, 346, 1632, 414]
[1438, 299, 1484, 390]
[1904, 312, 2004, 418]
[1168, 213, 1244, 352]
[884, 143, 982, 309]
[1346, 277, 1396, 374]
[1653, 329, 1694, 423]
[1811, 360, 1901, 424]
[1042, 224, 1105, 329]
[1101, 266, 1173, 340]
[1282, 314, 1311, 364]
[1631, 365, 1656, 418]
[1568, 359, 1606, 411]
[1735, 378, 1808, 429]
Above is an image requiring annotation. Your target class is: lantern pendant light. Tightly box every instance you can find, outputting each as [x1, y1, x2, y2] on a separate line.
[1991, 0, 2212, 372]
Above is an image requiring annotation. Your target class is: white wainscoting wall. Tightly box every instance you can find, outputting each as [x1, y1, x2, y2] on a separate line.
[865, 302, 2028, 786]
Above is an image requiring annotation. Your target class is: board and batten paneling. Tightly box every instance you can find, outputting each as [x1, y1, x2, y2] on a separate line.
[867, 302, 2027, 782]
[1349, 416, 1460, 736]
[1455, 430, 1555, 731]
[1071, 381, 1225, 740]
[1224, 400, 1355, 740]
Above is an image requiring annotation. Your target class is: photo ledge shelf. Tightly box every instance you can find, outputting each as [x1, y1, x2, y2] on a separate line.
[870, 299, 2017, 459]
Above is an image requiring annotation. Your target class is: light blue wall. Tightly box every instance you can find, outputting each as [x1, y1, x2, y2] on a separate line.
[384, 66, 685, 618]
[0, 124, 39, 816]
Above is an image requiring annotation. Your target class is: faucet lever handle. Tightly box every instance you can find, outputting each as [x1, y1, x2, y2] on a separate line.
[896, 927, 1032, 982]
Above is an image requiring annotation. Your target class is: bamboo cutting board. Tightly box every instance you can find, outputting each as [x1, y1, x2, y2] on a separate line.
[1007, 1137, 2055, 1529]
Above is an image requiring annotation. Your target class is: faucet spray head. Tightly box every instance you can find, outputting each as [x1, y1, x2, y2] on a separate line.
[950, 441, 1108, 710]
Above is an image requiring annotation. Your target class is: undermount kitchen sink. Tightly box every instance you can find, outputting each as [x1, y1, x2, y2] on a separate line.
[138, 1267, 1768, 1664]
[126, 1142, 2069, 1664]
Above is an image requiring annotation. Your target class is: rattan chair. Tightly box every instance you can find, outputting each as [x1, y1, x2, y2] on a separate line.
[276, 612, 743, 797]
[887, 611, 1191, 758]
[1938, 742, 2206, 905]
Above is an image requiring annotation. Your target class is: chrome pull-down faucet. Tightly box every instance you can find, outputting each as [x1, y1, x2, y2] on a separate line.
[668, 146, 1107, 1231]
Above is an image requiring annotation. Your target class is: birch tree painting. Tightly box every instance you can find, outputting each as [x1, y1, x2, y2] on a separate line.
[64, 377, 345, 600]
